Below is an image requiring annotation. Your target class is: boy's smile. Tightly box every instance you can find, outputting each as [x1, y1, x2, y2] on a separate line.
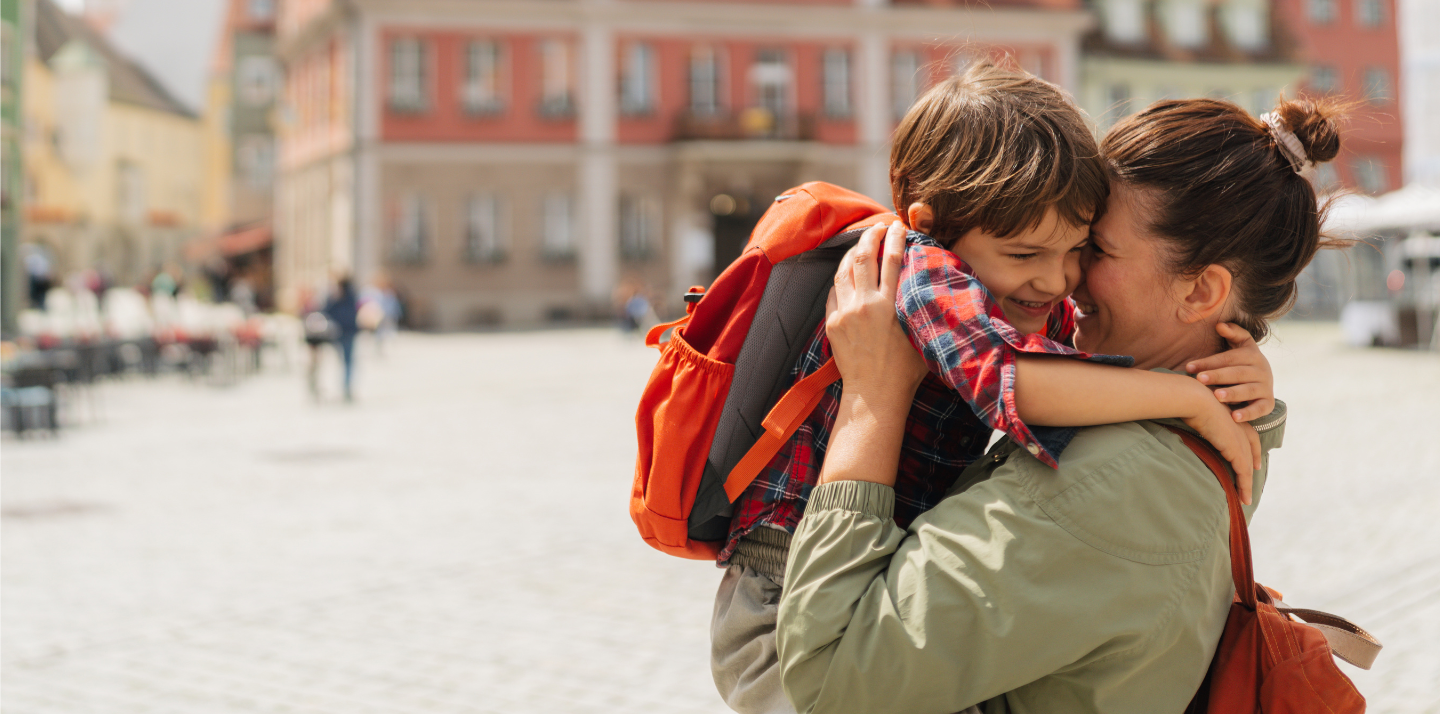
[949, 209, 1089, 336]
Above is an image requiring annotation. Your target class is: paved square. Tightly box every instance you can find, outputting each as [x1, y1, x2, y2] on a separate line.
[3, 323, 1437, 713]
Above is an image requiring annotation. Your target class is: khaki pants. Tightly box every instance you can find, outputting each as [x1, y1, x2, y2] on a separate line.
[711, 564, 794, 714]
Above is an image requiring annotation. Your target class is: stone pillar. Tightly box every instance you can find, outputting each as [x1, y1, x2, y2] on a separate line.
[856, 29, 891, 207]
[352, 17, 380, 291]
[579, 22, 618, 309]
[1055, 34, 1080, 98]
[669, 162, 711, 298]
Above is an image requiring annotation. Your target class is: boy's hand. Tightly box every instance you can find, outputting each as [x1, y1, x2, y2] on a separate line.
[1185, 322, 1275, 424]
[1181, 390, 1260, 505]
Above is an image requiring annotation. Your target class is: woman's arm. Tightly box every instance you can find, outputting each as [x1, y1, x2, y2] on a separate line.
[817, 221, 926, 488]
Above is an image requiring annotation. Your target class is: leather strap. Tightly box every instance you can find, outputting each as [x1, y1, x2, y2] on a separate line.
[1164, 426, 1257, 608]
[1162, 426, 1383, 671]
[723, 358, 841, 501]
[1275, 605, 1383, 670]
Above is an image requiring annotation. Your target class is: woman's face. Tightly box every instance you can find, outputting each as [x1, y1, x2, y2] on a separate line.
[1071, 184, 1190, 369]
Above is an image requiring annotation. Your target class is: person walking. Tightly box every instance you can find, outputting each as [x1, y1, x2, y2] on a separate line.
[324, 277, 360, 402]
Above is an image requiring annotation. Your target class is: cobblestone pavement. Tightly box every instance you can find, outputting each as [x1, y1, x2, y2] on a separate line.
[3, 323, 1437, 713]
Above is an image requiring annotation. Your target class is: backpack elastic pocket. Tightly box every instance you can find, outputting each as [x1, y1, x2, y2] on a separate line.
[631, 327, 734, 559]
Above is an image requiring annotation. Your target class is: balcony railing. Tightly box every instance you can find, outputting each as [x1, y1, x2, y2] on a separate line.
[672, 109, 817, 142]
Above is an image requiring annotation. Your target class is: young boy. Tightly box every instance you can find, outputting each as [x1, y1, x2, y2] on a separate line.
[709, 63, 1273, 714]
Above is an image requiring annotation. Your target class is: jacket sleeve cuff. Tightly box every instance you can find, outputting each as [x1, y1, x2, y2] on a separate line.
[807, 480, 896, 521]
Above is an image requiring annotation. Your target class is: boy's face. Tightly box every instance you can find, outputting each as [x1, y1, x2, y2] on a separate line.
[950, 209, 1089, 336]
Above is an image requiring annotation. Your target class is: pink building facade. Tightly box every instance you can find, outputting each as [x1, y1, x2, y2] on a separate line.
[1275, 0, 1403, 193]
[275, 0, 1092, 328]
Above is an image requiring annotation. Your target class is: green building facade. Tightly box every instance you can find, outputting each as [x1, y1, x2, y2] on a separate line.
[1, 0, 24, 336]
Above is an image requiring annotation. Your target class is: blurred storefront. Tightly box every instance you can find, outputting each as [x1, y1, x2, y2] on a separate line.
[273, 0, 1097, 330]
[20, 0, 203, 292]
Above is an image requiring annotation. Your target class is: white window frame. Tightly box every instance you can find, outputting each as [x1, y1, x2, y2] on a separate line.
[238, 56, 278, 106]
[1310, 65, 1339, 93]
[752, 49, 790, 119]
[823, 48, 852, 118]
[1308, 0, 1336, 23]
[541, 192, 576, 260]
[393, 193, 429, 264]
[236, 135, 274, 189]
[689, 45, 722, 116]
[620, 42, 657, 116]
[1363, 67, 1392, 103]
[539, 39, 575, 117]
[1160, 0, 1209, 48]
[891, 50, 921, 119]
[1351, 156, 1388, 194]
[1102, 0, 1147, 43]
[1355, 0, 1384, 26]
[462, 40, 505, 115]
[464, 193, 507, 263]
[1221, 0, 1268, 51]
[389, 38, 428, 112]
[619, 195, 658, 261]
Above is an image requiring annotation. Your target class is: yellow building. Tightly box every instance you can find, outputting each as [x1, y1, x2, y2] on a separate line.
[22, 0, 202, 288]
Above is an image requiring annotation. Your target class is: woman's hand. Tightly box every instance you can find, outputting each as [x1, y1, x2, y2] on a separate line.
[817, 221, 926, 487]
[1185, 322, 1276, 423]
[826, 221, 927, 404]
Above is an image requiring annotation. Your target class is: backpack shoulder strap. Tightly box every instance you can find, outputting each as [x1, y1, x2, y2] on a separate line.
[722, 357, 840, 501]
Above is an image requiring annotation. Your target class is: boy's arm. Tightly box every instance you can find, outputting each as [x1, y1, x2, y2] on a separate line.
[1013, 354, 1261, 502]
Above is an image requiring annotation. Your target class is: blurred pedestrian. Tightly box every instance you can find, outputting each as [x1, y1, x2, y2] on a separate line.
[24, 246, 52, 310]
[324, 277, 360, 402]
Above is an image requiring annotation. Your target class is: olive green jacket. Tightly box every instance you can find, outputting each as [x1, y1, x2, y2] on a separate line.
[776, 403, 1287, 714]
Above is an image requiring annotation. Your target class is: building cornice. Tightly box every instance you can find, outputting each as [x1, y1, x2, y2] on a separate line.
[350, 0, 1093, 42]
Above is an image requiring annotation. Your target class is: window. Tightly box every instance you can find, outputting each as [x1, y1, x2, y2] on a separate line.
[1351, 156, 1388, 194]
[1363, 67, 1392, 103]
[1310, 163, 1340, 192]
[1252, 87, 1278, 116]
[891, 50, 921, 119]
[1160, 0, 1209, 48]
[619, 195, 658, 260]
[236, 135, 274, 188]
[689, 46, 722, 115]
[392, 193, 429, 264]
[1355, 0, 1384, 26]
[823, 49, 852, 118]
[464, 193, 506, 263]
[389, 38, 428, 112]
[541, 192, 575, 259]
[539, 39, 575, 117]
[1102, 0, 1147, 43]
[247, 0, 274, 20]
[1107, 83, 1133, 126]
[620, 42, 657, 116]
[238, 56, 278, 105]
[1222, 0, 1268, 50]
[1308, 0, 1336, 22]
[117, 160, 145, 224]
[462, 40, 504, 115]
[1310, 65, 1339, 93]
[752, 49, 790, 118]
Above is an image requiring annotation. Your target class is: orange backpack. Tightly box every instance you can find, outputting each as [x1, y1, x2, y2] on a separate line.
[631, 182, 895, 559]
[1166, 427, 1383, 713]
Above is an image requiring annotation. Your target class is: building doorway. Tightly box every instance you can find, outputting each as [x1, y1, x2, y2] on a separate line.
[710, 193, 761, 277]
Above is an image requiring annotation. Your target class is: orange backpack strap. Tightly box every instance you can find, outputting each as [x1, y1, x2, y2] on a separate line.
[723, 358, 841, 501]
[645, 315, 691, 349]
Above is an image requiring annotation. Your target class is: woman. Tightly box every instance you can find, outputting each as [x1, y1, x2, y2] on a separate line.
[774, 97, 1343, 713]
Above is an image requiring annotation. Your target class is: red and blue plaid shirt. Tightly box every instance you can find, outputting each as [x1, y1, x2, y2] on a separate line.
[719, 232, 1131, 564]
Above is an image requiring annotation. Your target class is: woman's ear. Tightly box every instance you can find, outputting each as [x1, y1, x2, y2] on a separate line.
[906, 203, 934, 234]
[1175, 264, 1234, 325]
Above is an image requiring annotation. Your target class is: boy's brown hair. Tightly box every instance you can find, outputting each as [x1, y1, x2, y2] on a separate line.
[890, 62, 1108, 246]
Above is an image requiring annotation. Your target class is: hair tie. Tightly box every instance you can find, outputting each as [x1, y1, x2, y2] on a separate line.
[1260, 112, 1310, 174]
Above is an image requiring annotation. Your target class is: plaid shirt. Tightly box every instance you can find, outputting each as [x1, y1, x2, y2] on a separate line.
[719, 232, 1132, 564]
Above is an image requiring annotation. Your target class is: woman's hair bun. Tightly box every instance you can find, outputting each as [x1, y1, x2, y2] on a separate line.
[1273, 97, 1344, 164]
